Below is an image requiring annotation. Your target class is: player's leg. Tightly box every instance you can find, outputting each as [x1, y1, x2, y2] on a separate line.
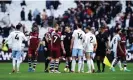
[54, 50, 61, 73]
[111, 52, 119, 71]
[44, 51, 50, 72]
[96, 55, 101, 72]
[49, 51, 55, 73]
[11, 51, 16, 73]
[81, 57, 84, 73]
[117, 60, 123, 71]
[32, 52, 38, 71]
[71, 48, 77, 72]
[28, 48, 32, 72]
[122, 56, 131, 72]
[16, 51, 22, 73]
[90, 52, 95, 73]
[77, 49, 83, 73]
[86, 52, 91, 73]
[101, 55, 105, 72]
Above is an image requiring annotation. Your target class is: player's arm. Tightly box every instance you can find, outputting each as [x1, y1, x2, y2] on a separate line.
[118, 40, 124, 54]
[70, 31, 76, 51]
[93, 36, 97, 52]
[61, 35, 66, 54]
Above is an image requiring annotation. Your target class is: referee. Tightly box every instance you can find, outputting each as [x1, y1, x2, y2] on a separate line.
[96, 26, 109, 73]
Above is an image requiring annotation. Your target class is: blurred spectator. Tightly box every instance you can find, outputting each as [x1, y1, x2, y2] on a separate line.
[126, 4, 132, 14]
[35, 13, 41, 26]
[41, 9, 47, 27]
[2, 26, 11, 38]
[33, 8, 40, 20]
[28, 10, 32, 21]
[20, 0, 26, 6]
[0, 26, 2, 35]
[1, 13, 10, 27]
[20, 8, 25, 21]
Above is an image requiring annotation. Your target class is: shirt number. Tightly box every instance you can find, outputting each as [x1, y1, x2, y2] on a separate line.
[53, 36, 58, 43]
[15, 34, 19, 40]
[90, 36, 93, 43]
[78, 33, 82, 40]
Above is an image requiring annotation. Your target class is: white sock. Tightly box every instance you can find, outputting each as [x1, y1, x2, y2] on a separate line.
[12, 58, 16, 70]
[71, 59, 76, 72]
[81, 60, 84, 71]
[111, 58, 116, 67]
[17, 60, 20, 72]
[91, 59, 95, 70]
[118, 61, 122, 69]
[78, 59, 82, 72]
[87, 59, 91, 72]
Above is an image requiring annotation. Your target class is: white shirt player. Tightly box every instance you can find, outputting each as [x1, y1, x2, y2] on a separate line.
[110, 34, 121, 53]
[84, 32, 97, 52]
[6, 31, 27, 51]
[72, 29, 85, 49]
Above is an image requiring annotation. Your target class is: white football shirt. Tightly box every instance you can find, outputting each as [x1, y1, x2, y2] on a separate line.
[84, 32, 97, 52]
[6, 31, 27, 51]
[72, 29, 85, 49]
[110, 34, 121, 52]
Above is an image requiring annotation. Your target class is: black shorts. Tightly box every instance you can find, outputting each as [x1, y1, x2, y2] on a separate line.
[96, 50, 106, 57]
[65, 49, 71, 57]
[44, 50, 50, 58]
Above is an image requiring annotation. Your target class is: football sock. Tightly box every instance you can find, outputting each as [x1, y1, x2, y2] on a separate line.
[78, 58, 82, 72]
[33, 59, 37, 70]
[102, 60, 105, 72]
[50, 60, 54, 71]
[123, 61, 127, 70]
[12, 58, 16, 70]
[17, 60, 20, 72]
[68, 60, 72, 71]
[81, 60, 84, 71]
[97, 60, 100, 71]
[28, 58, 32, 68]
[87, 59, 91, 72]
[45, 58, 50, 70]
[112, 58, 117, 67]
[91, 59, 95, 70]
[71, 59, 76, 72]
[65, 61, 69, 68]
[55, 60, 59, 71]
[118, 61, 122, 69]
[112, 58, 119, 67]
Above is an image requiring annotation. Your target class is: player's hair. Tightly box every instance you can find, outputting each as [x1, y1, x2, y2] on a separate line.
[77, 23, 82, 28]
[16, 24, 21, 30]
[86, 26, 91, 31]
[115, 29, 121, 33]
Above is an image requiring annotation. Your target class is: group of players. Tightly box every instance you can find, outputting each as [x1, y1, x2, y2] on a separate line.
[4, 22, 131, 74]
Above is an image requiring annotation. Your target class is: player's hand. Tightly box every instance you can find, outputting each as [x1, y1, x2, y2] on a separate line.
[70, 46, 72, 52]
[44, 47, 47, 51]
[63, 50, 66, 54]
[93, 48, 97, 52]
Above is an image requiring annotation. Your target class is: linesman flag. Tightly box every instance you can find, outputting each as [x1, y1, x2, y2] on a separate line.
[103, 56, 111, 67]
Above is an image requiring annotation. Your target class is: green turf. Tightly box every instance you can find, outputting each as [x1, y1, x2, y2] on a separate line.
[0, 63, 132, 80]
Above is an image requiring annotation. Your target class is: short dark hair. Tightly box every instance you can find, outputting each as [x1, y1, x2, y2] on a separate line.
[16, 24, 21, 30]
[115, 29, 121, 33]
[77, 23, 82, 28]
[86, 26, 91, 31]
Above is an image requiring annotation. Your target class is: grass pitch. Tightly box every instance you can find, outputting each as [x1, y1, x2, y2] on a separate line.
[0, 63, 132, 80]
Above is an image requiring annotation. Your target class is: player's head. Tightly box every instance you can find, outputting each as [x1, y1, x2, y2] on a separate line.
[100, 26, 106, 33]
[85, 26, 91, 33]
[115, 29, 121, 34]
[65, 25, 71, 32]
[121, 29, 126, 35]
[77, 23, 82, 29]
[54, 22, 59, 32]
[32, 22, 39, 32]
[16, 24, 21, 30]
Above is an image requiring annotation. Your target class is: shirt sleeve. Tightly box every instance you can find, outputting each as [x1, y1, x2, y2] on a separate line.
[72, 30, 76, 38]
[61, 35, 64, 41]
[5, 32, 13, 42]
[93, 35, 97, 44]
[22, 33, 28, 41]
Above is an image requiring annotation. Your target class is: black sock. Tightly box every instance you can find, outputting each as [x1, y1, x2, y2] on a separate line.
[97, 60, 100, 71]
[45, 58, 50, 70]
[28, 58, 32, 68]
[102, 62, 105, 72]
[68, 61, 71, 71]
